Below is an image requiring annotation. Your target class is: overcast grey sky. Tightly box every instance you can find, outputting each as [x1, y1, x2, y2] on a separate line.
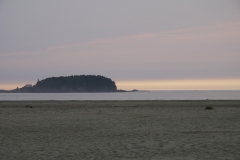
[0, 0, 240, 89]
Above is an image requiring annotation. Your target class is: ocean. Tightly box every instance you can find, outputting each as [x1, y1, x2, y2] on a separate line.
[0, 90, 240, 100]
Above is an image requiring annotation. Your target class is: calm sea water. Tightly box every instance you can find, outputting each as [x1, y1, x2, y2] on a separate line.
[0, 90, 240, 100]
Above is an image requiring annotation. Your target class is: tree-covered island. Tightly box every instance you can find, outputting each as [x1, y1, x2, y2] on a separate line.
[8, 75, 122, 93]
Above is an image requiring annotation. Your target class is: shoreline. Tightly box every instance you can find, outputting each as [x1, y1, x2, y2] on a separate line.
[1, 100, 240, 108]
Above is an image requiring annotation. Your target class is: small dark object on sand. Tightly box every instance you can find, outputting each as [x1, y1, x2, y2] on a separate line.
[25, 105, 33, 108]
[205, 106, 213, 110]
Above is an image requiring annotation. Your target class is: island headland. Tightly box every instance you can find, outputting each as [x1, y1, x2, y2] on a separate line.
[1, 75, 130, 93]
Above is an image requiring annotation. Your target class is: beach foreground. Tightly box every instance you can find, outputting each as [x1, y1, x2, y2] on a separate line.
[1, 100, 240, 159]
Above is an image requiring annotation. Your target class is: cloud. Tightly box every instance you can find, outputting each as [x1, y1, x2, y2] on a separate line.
[1, 21, 240, 83]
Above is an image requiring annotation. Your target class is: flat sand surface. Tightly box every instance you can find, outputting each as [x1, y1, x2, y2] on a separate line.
[1, 100, 240, 159]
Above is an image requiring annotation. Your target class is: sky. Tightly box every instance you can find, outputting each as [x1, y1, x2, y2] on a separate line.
[1, 0, 240, 90]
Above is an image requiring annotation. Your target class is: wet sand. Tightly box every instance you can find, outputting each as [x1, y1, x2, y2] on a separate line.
[1, 100, 240, 159]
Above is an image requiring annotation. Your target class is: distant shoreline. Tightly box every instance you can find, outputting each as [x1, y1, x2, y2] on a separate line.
[0, 90, 137, 93]
[0, 89, 147, 93]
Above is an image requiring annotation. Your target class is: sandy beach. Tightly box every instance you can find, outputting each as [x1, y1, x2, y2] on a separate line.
[1, 100, 240, 159]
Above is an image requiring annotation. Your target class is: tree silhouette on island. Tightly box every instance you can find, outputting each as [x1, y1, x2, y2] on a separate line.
[8, 75, 127, 93]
